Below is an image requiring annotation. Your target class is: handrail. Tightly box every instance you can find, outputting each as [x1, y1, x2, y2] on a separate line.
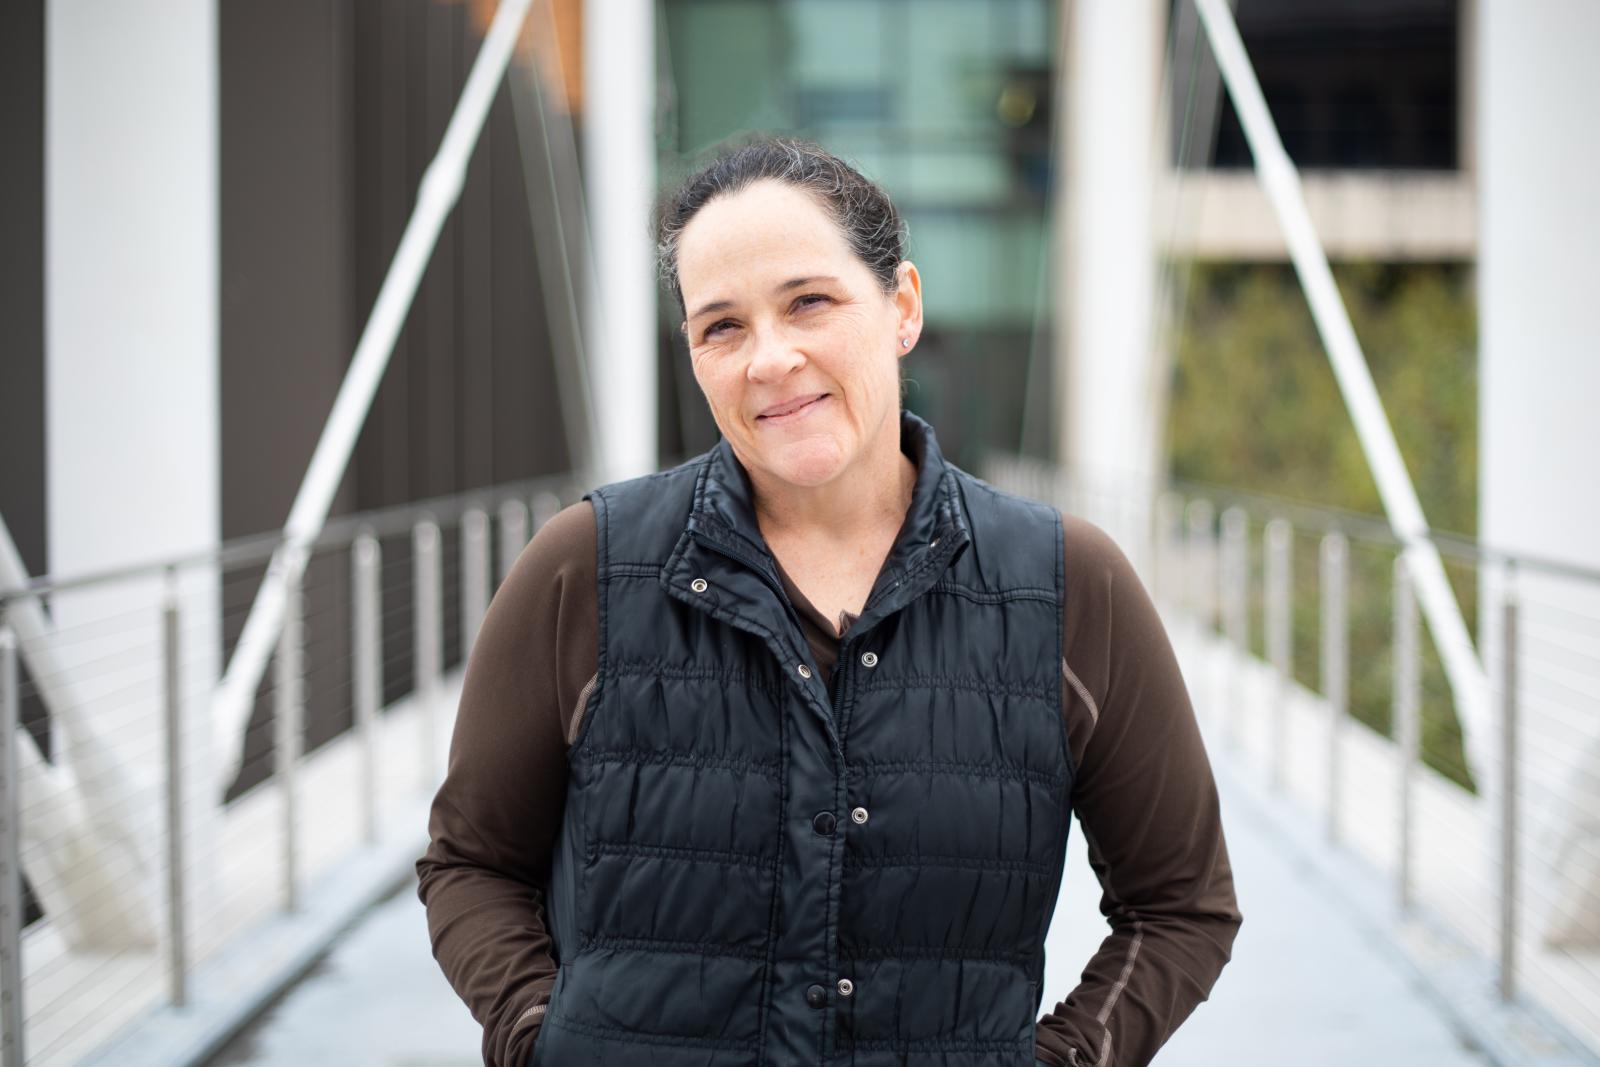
[12, 450, 1599, 607]
[0, 471, 577, 606]
[980, 450, 1600, 589]
[1165, 473, 1600, 583]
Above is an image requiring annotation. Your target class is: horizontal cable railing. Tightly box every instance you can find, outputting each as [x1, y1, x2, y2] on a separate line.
[0, 471, 584, 1067]
[984, 452, 1600, 1061]
[6, 452, 1598, 1063]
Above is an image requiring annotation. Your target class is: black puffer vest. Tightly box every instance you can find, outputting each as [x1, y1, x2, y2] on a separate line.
[538, 410, 1072, 1067]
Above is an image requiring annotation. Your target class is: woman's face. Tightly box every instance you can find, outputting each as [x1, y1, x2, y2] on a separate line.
[676, 179, 921, 491]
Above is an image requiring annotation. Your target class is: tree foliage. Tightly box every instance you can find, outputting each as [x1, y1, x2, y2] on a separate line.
[1167, 261, 1479, 790]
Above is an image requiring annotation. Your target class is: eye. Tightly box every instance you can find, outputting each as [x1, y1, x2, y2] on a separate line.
[794, 293, 830, 311]
[702, 319, 738, 341]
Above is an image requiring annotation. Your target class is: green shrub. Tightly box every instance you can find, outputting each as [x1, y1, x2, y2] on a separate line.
[1168, 260, 1478, 791]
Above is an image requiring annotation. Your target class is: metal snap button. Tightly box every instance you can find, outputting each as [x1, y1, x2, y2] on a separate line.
[805, 983, 827, 1009]
[837, 978, 854, 997]
[860, 651, 878, 668]
[812, 811, 836, 835]
[851, 806, 869, 825]
[797, 663, 812, 679]
[930, 537, 940, 549]
[690, 577, 708, 593]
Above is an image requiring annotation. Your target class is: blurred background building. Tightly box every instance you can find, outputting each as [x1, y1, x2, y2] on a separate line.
[1, 1, 1598, 1065]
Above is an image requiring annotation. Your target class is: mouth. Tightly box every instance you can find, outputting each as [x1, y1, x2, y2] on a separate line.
[757, 393, 828, 421]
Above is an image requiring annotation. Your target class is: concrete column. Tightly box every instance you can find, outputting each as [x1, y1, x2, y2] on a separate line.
[1477, 0, 1600, 950]
[1055, 0, 1167, 548]
[583, 0, 657, 481]
[45, 0, 220, 949]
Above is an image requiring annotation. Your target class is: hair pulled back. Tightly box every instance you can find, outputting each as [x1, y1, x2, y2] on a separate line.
[654, 135, 909, 319]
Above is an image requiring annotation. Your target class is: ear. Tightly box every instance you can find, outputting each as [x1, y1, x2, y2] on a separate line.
[893, 259, 923, 354]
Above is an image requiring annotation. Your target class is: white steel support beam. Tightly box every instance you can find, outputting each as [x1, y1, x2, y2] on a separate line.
[1477, 0, 1600, 948]
[583, 0, 657, 483]
[41, 0, 219, 951]
[1056, 0, 1168, 542]
[212, 0, 537, 791]
[1192, 0, 1490, 778]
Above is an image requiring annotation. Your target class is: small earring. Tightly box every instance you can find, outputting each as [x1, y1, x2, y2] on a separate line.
[901, 337, 911, 348]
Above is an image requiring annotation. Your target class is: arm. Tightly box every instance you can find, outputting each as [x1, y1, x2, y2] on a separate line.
[415, 501, 599, 1067]
[1035, 514, 1243, 1067]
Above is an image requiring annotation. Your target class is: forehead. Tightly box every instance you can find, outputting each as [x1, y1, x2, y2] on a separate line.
[677, 180, 859, 302]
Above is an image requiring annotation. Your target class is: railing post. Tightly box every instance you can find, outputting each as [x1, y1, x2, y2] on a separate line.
[1186, 498, 1218, 724]
[461, 508, 491, 659]
[1394, 552, 1420, 915]
[1220, 507, 1249, 752]
[160, 571, 188, 1007]
[1498, 565, 1520, 1002]
[1265, 518, 1293, 792]
[1153, 491, 1182, 612]
[1125, 488, 1148, 583]
[414, 519, 444, 785]
[498, 498, 530, 583]
[1186, 499, 1216, 636]
[352, 533, 382, 845]
[1321, 532, 1348, 844]
[274, 565, 304, 914]
[1, 618, 24, 1067]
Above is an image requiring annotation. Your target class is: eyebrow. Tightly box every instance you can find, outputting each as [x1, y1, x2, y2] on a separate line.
[687, 276, 841, 321]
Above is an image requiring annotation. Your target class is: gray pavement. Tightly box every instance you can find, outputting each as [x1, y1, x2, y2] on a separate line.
[1140, 752, 1492, 1066]
[207, 742, 1494, 1067]
[207, 877, 482, 1067]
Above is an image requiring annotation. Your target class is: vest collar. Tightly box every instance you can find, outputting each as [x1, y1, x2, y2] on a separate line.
[663, 409, 972, 645]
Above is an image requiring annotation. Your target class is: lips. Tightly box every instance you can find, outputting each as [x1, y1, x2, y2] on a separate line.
[757, 393, 827, 419]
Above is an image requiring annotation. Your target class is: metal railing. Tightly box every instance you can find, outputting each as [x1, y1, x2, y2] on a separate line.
[6, 447, 1597, 1063]
[0, 472, 583, 1067]
[985, 453, 1600, 1060]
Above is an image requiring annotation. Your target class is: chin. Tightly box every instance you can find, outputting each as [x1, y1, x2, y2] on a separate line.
[760, 436, 849, 488]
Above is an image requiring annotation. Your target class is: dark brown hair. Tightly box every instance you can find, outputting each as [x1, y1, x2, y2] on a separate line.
[654, 135, 910, 320]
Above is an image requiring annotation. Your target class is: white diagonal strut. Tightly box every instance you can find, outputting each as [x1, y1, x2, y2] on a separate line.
[211, 0, 537, 794]
[1191, 0, 1491, 778]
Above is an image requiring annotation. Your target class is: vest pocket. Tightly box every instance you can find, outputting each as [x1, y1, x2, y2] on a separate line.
[539, 948, 767, 1047]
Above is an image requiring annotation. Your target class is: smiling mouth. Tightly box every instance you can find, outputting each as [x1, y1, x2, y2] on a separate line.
[758, 394, 828, 421]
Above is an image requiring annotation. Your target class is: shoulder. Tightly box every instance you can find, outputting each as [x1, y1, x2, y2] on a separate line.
[528, 498, 596, 569]
[945, 468, 1063, 584]
[1055, 507, 1174, 682]
[497, 499, 597, 614]
[589, 452, 708, 509]
[1058, 511, 1136, 588]
[1055, 509, 1156, 632]
[1054, 511, 1171, 772]
[949, 466, 1061, 529]
[587, 454, 708, 549]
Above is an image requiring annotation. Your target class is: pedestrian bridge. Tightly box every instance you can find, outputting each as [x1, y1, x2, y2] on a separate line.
[5, 1, 1599, 1063]
[3, 460, 1597, 1067]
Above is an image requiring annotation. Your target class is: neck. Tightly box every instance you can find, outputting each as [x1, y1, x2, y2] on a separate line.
[746, 414, 917, 546]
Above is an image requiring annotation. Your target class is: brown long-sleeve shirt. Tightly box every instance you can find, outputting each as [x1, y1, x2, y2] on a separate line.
[416, 499, 1242, 1067]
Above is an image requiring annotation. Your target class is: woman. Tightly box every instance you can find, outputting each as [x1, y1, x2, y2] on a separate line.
[417, 137, 1242, 1067]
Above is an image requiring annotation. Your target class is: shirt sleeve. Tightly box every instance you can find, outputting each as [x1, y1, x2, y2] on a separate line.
[415, 500, 599, 1067]
[1034, 513, 1244, 1067]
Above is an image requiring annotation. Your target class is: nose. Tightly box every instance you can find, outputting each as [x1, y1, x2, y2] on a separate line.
[746, 325, 805, 384]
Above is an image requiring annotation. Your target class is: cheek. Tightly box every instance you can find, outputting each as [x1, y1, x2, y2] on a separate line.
[692, 357, 741, 406]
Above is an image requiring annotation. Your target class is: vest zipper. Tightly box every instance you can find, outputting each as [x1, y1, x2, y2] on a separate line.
[827, 647, 846, 713]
